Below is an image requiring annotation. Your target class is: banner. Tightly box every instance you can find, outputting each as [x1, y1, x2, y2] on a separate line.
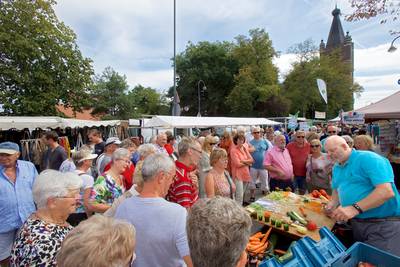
[288, 112, 298, 130]
[299, 122, 310, 131]
[316, 79, 328, 104]
[314, 111, 326, 119]
[342, 111, 365, 125]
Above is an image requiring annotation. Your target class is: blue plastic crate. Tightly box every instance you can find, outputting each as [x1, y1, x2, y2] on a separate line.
[259, 227, 346, 267]
[332, 242, 400, 267]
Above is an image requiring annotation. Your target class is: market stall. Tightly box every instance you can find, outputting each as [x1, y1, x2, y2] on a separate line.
[143, 115, 281, 128]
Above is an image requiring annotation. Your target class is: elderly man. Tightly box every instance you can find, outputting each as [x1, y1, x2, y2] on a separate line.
[321, 125, 338, 152]
[264, 134, 294, 191]
[42, 131, 67, 170]
[154, 133, 168, 154]
[249, 126, 270, 201]
[286, 130, 310, 194]
[325, 136, 400, 256]
[95, 137, 121, 175]
[115, 153, 193, 267]
[0, 142, 37, 266]
[187, 197, 252, 267]
[167, 138, 201, 209]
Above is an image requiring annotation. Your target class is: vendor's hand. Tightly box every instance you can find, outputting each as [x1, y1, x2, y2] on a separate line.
[331, 205, 359, 222]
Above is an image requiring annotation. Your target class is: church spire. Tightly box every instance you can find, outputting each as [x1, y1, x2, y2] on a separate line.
[326, 6, 345, 50]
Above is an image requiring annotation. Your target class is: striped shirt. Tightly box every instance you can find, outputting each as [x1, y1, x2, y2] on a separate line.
[166, 160, 198, 208]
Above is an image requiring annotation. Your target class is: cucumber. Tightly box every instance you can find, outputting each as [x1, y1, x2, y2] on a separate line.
[287, 211, 307, 226]
[283, 224, 289, 231]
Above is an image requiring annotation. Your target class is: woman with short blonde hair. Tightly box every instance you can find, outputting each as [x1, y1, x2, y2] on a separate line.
[354, 135, 375, 151]
[198, 135, 219, 198]
[57, 215, 136, 267]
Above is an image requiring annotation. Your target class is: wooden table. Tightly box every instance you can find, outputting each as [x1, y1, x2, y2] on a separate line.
[246, 192, 335, 241]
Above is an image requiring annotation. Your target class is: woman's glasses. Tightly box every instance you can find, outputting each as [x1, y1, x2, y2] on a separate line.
[311, 144, 320, 148]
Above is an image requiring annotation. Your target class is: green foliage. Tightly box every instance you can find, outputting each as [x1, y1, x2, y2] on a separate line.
[227, 28, 285, 117]
[0, 0, 94, 115]
[283, 40, 363, 118]
[91, 67, 169, 119]
[172, 41, 238, 116]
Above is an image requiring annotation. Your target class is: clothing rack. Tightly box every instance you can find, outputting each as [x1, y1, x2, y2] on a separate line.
[20, 138, 47, 167]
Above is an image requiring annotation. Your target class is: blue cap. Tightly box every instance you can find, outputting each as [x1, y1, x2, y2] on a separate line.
[0, 142, 20, 154]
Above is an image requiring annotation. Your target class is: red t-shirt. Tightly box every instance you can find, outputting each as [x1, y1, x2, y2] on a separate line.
[286, 142, 310, 177]
[104, 162, 135, 190]
[166, 160, 198, 208]
[164, 144, 174, 155]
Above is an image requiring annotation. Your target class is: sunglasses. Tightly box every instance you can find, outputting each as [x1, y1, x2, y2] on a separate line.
[253, 132, 260, 134]
[210, 143, 217, 145]
[296, 136, 305, 138]
[328, 131, 336, 134]
[311, 145, 320, 148]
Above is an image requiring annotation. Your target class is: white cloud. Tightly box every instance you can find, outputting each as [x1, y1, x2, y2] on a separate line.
[123, 69, 173, 92]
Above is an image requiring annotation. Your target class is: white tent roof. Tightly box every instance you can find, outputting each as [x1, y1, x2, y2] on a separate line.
[144, 115, 281, 128]
[0, 116, 121, 130]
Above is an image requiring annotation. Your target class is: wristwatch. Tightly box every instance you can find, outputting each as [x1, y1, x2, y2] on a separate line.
[352, 203, 364, 214]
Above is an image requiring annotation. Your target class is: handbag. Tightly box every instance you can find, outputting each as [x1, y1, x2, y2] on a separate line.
[224, 171, 235, 200]
[309, 156, 330, 190]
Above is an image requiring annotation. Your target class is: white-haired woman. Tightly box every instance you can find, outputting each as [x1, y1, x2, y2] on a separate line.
[67, 146, 97, 226]
[104, 144, 156, 217]
[10, 170, 82, 266]
[89, 148, 130, 213]
[57, 215, 136, 267]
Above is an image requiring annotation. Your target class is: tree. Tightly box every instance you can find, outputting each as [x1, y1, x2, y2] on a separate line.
[283, 40, 363, 118]
[227, 28, 286, 117]
[0, 0, 94, 115]
[127, 85, 170, 117]
[346, 0, 400, 34]
[172, 41, 239, 116]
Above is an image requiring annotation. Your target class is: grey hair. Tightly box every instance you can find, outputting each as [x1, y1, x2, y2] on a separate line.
[178, 137, 198, 157]
[111, 148, 130, 161]
[342, 135, 354, 148]
[187, 197, 252, 267]
[33, 170, 82, 209]
[273, 134, 285, 144]
[137, 144, 157, 159]
[141, 153, 175, 182]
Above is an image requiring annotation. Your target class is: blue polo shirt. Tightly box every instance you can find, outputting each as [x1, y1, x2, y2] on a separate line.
[0, 160, 37, 233]
[332, 150, 400, 219]
[250, 139, 269, 169]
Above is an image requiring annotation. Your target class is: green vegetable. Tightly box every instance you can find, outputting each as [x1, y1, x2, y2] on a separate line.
[287, 211, 307, 226]
[291, 224, 307, 235]
[283, 224, 289, 231]
[271, 218, 276, 226]
[264, 216, 270, 223]
[278, 242, 295, 262]
[275, 220, 282, 228]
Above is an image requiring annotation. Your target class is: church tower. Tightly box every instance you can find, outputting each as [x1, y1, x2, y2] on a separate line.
[320, 6, 354, 108]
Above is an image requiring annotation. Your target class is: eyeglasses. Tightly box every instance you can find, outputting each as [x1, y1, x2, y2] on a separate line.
[253, 132, 260, 134]
[210, 143, 217, 145]
[311, 145, 320, 148]
[190, 147, 202, 154]
[117, 159, 131, 164]
[296, 136, 305, 139]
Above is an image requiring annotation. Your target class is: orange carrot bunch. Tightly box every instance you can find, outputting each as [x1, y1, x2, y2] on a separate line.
[246, 227, 272, 257]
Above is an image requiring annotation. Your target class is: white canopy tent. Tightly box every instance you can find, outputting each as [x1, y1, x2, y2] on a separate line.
[143, 115, 281, 128]
[0, 116, 122, 130]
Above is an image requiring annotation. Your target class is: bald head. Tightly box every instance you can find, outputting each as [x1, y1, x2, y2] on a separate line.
[156, 133, 167, 147]
[325, 136, 352, 164]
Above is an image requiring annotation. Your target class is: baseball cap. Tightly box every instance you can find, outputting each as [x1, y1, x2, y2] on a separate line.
[105, 137, 122, 146]
[0, 142, 20, 154]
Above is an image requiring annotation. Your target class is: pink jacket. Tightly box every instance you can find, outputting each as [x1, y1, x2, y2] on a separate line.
[230, 145, 253, 182]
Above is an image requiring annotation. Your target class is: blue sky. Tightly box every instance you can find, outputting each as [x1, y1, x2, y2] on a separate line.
[54, 0, 400, 110]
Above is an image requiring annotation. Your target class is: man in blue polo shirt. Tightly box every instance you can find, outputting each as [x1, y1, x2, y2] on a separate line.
[0, 142, 37, 266]
[325, 136, 400, 256]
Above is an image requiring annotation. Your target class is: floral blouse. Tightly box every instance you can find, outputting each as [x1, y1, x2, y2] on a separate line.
[10, 216, 73, 267]
[90, 174, 125, 205]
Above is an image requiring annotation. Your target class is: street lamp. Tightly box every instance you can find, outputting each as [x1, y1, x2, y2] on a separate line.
[388, 35, 400, 53]
[197, 80, 206, 117]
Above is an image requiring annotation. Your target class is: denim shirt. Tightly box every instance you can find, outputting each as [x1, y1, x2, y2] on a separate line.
[0, 160, 37, 233]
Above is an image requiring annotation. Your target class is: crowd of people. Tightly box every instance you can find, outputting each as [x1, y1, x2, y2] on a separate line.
[1, 124, 400, 266]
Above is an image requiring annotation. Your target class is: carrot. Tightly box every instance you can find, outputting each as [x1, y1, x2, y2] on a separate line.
[299, 206, 307, 218]
[252, 242, 269, 254]
[264, 211, 272, 218]
[274, 249, 287, 256]
[260, 227, 272, 244]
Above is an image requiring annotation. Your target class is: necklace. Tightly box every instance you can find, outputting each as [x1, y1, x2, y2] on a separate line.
[34, 212, 68, 226]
